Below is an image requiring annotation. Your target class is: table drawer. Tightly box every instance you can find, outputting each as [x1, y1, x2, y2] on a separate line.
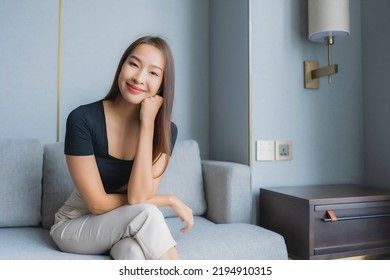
[313, 201, 390, 255]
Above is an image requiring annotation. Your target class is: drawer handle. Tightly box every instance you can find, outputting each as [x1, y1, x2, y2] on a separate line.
[326, 210, 338, 222]
[322, 210, 390, 222]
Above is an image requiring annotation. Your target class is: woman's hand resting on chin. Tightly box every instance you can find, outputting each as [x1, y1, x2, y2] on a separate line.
[140, 95, 163, 126]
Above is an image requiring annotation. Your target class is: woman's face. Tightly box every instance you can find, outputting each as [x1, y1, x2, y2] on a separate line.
[118, 43, 165, 105]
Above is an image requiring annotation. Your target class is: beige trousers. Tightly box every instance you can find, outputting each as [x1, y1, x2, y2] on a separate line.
[50, 203, 176, 260]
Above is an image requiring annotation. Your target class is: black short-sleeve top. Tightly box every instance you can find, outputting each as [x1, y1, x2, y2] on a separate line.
[64, 100, 177, 194]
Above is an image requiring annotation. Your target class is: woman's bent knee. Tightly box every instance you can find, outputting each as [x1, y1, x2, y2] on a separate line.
[110, 237, 146, 260]
[140, 203, 164, 218]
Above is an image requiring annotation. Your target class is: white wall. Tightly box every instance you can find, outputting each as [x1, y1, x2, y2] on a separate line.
[0, 0, 210, 157]
[251, 0, 363, 191]
[0, 0, 59, 143]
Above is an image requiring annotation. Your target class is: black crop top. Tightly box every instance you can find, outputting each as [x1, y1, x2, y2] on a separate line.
[64, 100, 177, 194]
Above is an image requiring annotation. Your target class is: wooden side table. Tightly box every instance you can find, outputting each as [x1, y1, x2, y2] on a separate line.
[259, 184, 390, 259]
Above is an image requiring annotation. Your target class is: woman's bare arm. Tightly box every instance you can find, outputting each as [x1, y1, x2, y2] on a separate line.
[145, 194, 194, 233]
[66, 155, 127, 215]
[126, 95, 165, 204]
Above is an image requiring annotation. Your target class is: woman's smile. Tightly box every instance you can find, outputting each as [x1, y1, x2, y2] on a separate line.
[126, 83, 146, 94]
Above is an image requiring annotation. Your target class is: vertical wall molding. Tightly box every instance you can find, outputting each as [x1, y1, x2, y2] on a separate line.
[248, 0, 252, 167]
[56, 0, 63, 142]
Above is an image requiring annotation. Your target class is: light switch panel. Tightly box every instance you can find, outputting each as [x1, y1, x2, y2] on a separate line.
[256, 140, 275, 161]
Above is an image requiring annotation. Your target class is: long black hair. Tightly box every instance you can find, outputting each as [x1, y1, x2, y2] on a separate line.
[104, 36, 175, 166]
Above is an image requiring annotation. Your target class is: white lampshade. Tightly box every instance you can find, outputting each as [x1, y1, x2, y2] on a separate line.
[308, 0, 350, 43]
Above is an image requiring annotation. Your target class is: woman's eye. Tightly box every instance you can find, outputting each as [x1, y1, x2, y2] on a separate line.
[129, 62, 138, 68]
[150, 71, 158, 77]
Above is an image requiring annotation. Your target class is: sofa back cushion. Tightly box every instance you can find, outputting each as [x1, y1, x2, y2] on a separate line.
[0, 139, 42, 227]
[41, 142, 75, 229]
[41, 139, 206, 229]
[157, 139, 206, 217]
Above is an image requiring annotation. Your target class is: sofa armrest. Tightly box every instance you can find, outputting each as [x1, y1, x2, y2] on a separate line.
[201, 160, 252, 224]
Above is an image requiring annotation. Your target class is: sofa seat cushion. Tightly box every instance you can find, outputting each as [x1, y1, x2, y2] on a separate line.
[0, 227, 110, 260]
[1, 217, 287, 260]
[0, 139, 42, 227]
[166, 216, 288, 260]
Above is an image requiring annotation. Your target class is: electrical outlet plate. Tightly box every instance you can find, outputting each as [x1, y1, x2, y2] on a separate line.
[275, 140, 292, 161]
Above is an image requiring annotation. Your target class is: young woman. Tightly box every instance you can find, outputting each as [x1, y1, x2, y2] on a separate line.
[50, 36, 193, 260]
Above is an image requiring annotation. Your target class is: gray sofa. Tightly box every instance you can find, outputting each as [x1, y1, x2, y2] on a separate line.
[0, 138, 287, 260]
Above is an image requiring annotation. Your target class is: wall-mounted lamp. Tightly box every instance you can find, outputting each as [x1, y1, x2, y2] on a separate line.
[304, 0, 350, 89]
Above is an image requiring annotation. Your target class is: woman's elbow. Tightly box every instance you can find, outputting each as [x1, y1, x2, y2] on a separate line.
[88, 203, 108, 215]
[89, 207, 103, 215]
